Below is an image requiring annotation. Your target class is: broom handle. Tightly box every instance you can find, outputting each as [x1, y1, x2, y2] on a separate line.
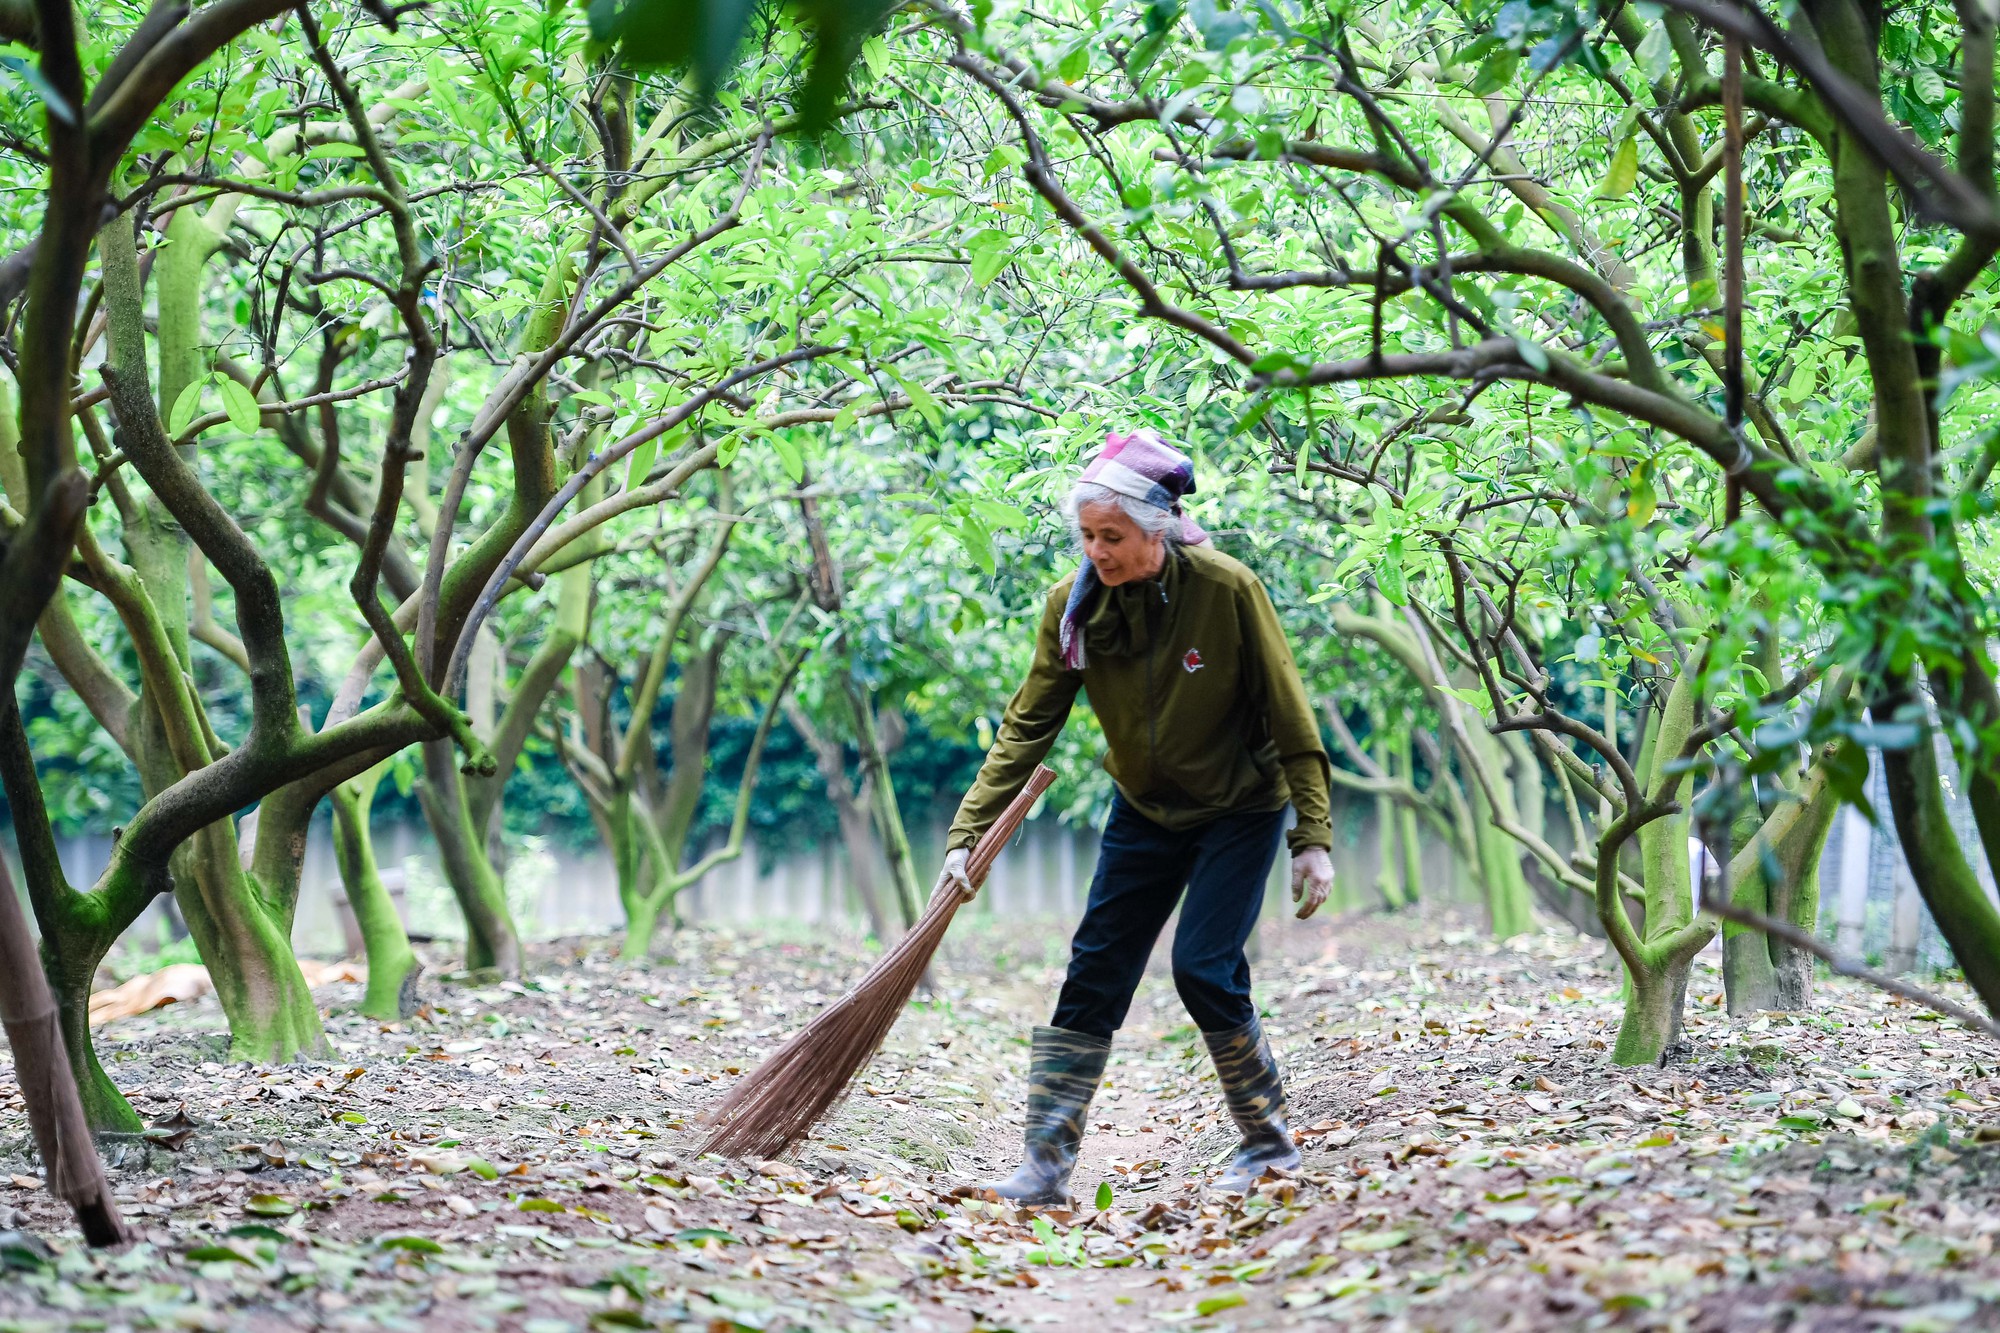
[960, 764, 1058, 892]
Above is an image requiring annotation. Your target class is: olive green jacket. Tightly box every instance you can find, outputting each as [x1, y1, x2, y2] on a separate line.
[948, 542, 1332, 854]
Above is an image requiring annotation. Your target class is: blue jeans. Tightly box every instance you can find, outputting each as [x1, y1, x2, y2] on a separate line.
[1050, 794, 1285, 1039]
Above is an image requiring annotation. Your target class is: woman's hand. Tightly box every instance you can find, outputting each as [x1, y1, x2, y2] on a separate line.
[1291, 847, 1334, 919]
[939, 848, 974, 900]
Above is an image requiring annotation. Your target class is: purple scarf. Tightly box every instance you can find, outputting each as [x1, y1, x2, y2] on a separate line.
[1058, 430, 1209, 670]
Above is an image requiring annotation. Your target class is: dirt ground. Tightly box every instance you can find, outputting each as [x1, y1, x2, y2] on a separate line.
[5, 904, 2000, 1332]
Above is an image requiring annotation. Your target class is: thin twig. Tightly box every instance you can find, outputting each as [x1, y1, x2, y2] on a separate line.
[1699, 889, 2000, 1041]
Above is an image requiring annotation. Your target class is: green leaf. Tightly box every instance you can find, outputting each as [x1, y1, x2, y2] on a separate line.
[466, 1158, 500, 1181]
[624, 435, 658, 490]
[1512, 336, 1550, 373]
[1094, 1180, 1113, 1211]
[184, 1244, 259, 1265]
[226, 1225, 288, 1243]
[1912, 63, 1946, 106]
[1196, 1292, 1247, 1315]
[955, 516, 996, 575]
[518, 1196, 565, 1212]
[0, 55, 75, 126]
[968, 229, 1011, 287]
[768, 430, 804, 484]
[1627, 472, 1657, 525]
[1341, 1229, 1410, 1251]
[1597, 134, 1638, 198]
[1233, 395, 1275, 436]
[378, 1234, 445, 1253]
[245, 1194, 296, 1217]
[1377, 535, 1408, 606]
[1634, 22, 1673, 82]
[982, 144, 1026, 180]
[861, 35, 890, 81]
[168, 380, 206, 437]
[1470, 49, 1518, 95]
[672, 1227, 740, 1244]
[305, 142, 368, 159]
[219, 378, 262, 434]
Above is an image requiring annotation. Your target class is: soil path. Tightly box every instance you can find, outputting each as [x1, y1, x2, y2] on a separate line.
[5, 908, 2000, 1331]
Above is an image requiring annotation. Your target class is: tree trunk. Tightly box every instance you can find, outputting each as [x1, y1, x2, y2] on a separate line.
[330, 772, 421, 1020]
[43, 917, 143, 1134]
[419, 740, 522, 976]
[1396, 732, 1423, 904]
[0, 859, 125, 1245]
[1605, 652, 1716, 1063]
[784, 697, 894, 939]
[1722, 929, 1781, 1016]
[834, 791, 895, 941]
[1373, 737, 1407, 910]
[1722, 930, 1781, 1015]
[1611, 950, 1691, 1066]
[845, 675, 922, 928]
[1473, 788, 1534, 937]
[168, 821, 328, 1064]
[1879, 705, 2000, 1012]
[621, 891, 664, 964]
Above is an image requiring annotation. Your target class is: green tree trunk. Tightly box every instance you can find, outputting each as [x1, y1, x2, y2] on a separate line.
[169, 825, 329, 1064]
[1374, 738, 1408, 910]
[419, 740, 522, 976]
[1603, 656, 1715, 1065]
[39, 906, 142, 1133]
[1722, 902, 1781, 1015]
[1611, 950, 1692, 1066]
[1396, 731, 1423, 904]
[846, 675, 923, 929]
[330, 766, 421, 1020]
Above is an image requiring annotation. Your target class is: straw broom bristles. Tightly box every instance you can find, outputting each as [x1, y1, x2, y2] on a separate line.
[699, 765, 1057, 1162]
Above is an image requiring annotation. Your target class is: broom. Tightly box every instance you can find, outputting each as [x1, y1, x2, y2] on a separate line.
[699, 764, 1057, 1161]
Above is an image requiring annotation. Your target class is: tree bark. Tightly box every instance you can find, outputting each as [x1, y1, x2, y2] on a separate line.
[845, 675, 922, 929]
[1373, 736, 1407, 910]
[419, 740, 522, 976]
[0, 859, 125, 1245]
[784, 698, 894, 941]
[330, 768, 421, 1020]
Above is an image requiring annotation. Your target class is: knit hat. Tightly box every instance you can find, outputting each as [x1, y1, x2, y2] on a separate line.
[1058, 430, 1209, 669]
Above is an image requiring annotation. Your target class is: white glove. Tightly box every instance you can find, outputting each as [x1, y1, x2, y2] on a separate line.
[1291, 847, 1334, 920]
[939, 847, 974, 900]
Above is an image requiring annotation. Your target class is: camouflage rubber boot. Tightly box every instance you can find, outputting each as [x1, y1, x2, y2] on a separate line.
[1202, 1016, 1302, 1193]
[984, 1025, 1112, 1207]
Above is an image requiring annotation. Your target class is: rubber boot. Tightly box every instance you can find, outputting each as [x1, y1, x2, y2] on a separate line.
[983, 1025, 1112, 1207]
[1202, 1016, 1301, 1193]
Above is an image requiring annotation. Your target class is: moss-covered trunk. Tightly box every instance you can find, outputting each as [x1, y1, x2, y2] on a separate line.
[330, 767, 420, 1020]
[1374, 737, 1408, 910]
[419, 739, 522, 976]
[1611, 951, 1691, 1066]
[1396, 731, 1423, 904]
[40, 912, 142, 1134]
[171, 823, 328, 1064]
[1602, 654, 1716, 1065]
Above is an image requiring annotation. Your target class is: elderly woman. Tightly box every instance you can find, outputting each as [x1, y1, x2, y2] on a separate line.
[940, 430, 1335, 1205]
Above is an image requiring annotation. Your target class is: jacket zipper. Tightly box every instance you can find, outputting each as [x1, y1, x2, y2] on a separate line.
[1147, 571, 1168, 775]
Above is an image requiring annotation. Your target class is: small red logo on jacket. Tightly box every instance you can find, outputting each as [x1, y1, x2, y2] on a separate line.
[1183, 649, 1204, 673]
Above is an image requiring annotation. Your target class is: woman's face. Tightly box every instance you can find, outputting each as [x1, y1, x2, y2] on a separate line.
[1078, 500, 1167, 586]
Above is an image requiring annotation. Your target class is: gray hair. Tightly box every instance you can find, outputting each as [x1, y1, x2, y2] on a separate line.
[1062, 481, 1180, 547]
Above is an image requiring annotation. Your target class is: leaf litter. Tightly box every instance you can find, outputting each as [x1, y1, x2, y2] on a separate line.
[2, 910, 2000, 1330]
